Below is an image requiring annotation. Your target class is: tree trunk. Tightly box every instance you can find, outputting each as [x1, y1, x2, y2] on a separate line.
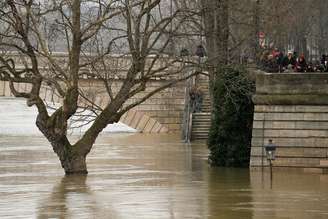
[60, 154, 88, 175]
[50, 139, 89, 175]
[252, 0, 260, 63]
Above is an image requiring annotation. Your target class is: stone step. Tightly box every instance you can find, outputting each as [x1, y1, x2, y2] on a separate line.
[193, 118, 211, 121]
[193, 120, 211, 123]
[192, 123, 211, 128]
[192, 133, 209, 140]
[193, 118, 211, 122]
[202, 106, 212, 110]
[192, 130, 210, 135]
[193, 119, 211, 123]
[191, 76, 210, 141]
[192, 121, 211, 126]
[192, 129, 211, 133]
[192, 132, 210, 136]
[193, 112, 211, 115]
[192, 136, 209, 140]
[193, 116, 211, 120]
[192, 126, 211, 131]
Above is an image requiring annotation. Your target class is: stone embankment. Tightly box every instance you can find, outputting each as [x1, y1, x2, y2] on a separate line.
[251, 72, 328, 172]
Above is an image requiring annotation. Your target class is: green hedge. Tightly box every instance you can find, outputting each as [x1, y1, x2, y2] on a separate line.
[208, 65, 255, 167]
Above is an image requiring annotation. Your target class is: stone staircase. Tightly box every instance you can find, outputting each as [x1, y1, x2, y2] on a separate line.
[191, 75, 212, 140]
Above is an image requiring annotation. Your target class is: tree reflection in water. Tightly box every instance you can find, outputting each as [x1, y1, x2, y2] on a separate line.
[37, 175, 116, 219]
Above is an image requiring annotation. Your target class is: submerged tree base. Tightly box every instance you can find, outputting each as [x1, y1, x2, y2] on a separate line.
[65, 170, 88, 175]
[61, 154, 88, 175]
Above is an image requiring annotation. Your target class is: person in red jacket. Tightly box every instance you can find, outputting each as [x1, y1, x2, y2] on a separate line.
[295, 54, 307, 72]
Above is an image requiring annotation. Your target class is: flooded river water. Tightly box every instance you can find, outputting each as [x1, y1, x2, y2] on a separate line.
[1, 133, 328, 219]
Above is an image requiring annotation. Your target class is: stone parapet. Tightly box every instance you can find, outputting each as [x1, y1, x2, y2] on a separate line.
[0, 78, 186, 133]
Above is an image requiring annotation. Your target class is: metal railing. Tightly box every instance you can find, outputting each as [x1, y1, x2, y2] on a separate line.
[182, 73, 196, 143]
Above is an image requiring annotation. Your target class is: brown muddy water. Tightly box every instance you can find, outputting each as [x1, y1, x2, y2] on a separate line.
[1, 133, 328, 219]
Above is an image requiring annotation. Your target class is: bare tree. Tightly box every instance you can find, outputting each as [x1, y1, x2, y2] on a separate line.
[0, 0, 198, 174]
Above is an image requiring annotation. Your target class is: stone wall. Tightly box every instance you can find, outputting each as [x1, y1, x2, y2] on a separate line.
[78, 79, 186, 133]
[251, 72, 328, 171]
[0, 78, 187, 133]
[0, 53, 190, 133]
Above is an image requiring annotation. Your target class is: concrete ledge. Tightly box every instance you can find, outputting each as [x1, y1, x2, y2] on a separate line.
[253, 94, 328, 105]
[256, 73, 328, 95]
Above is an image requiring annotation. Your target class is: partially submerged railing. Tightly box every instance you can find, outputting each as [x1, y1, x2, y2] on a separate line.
[182, 73, 196, 143]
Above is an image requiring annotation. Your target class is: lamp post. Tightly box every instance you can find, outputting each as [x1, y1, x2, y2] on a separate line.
[180, 48, 191, 143]
[265, 139, 276, 188]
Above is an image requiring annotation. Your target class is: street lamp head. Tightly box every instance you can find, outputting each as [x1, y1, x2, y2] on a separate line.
[265, 139, 276, 161]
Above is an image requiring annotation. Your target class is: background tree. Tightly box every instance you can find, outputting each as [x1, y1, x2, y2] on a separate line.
[0, 0, 198, 174]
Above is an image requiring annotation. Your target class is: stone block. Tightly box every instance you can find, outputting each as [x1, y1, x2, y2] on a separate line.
[320, 175, 328, 182]
[319, 160, 328, 167]
[304, 113, 328, 121]
[125, 111, 137, 126]
[249, 157, 269, 166]
[295, 121, 328, 130]
[314, 139, 328, 148]
[162, 118, 180, 124]
[278, 148, 304, 157]
[295, 106, 328, 113]
[264, 112, 305, 121]
[303, 168, 323, 174]
[159, 126, 169, 133]
[254, 121, 296, 129]
[250, 147, 266, 156]
[4, 81, 11, 96]
[304, 148, 326, 158]
[255, 105, 297, 113]
[254, 113, 264, 121]
[136, 115, 150, 131]
[251, 137, 265, 147]
[252, 129, 264, 138]
[252, 121, 264, 129]
[151, 122, 162, 133]
[0, 80, 4, 96]
[144, 118, 156, 133]
[130, 112, 144, 129]
[121, 110, 133, 124]
[168, 123, 181, 131]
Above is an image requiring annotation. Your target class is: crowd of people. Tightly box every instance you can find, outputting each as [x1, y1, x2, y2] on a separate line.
[259, 48, 328, 73]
